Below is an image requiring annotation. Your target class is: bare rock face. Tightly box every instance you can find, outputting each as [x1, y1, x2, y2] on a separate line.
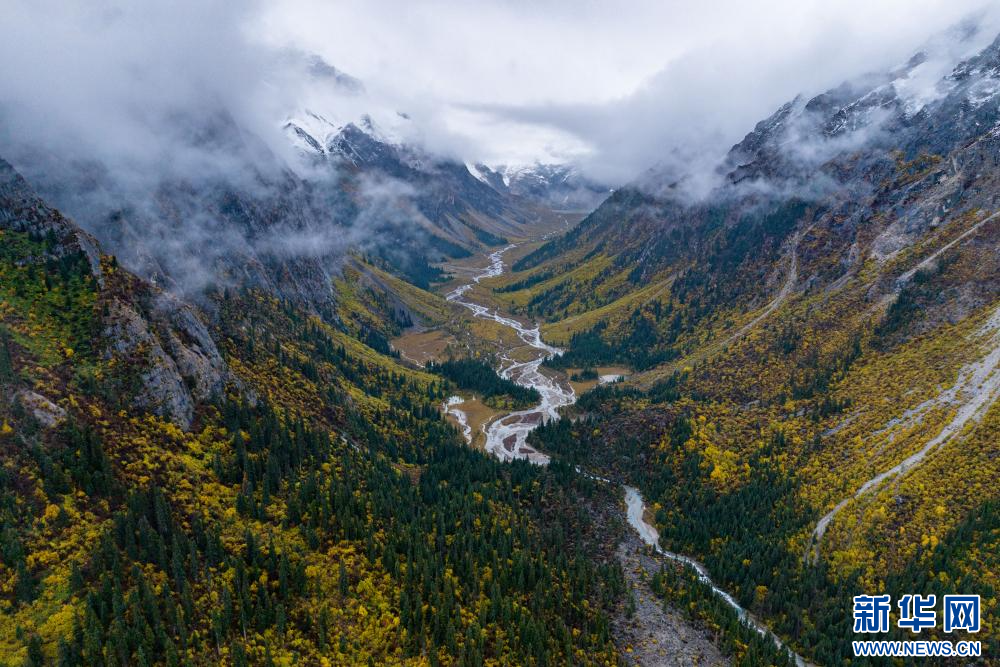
[149, 293, 229, 402]
[16, 390, 67, 428]
[101, 292, 232, 430]
[0, 157, 103, 279]
[104, 299, 196, 429]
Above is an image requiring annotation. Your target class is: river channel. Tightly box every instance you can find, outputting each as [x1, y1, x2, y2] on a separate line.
[443, 246, 808, 667]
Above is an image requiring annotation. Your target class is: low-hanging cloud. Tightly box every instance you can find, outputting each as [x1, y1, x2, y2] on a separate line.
[1, 1, 286, 181]
[5, 0, 1000, 256]
[261, 0, 1000, 187]
[0, 0, 442, 298]
[0, 0, 306, 286]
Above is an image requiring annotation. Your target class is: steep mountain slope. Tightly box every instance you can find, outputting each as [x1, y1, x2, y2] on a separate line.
[0, 158, 229, 429]
[497, 31, 1000, 366]
[510, 31, 1000, 664]
[10, 15, 1000, 666]
[0, 156, 640, 665]
[285, 111, 531, 252]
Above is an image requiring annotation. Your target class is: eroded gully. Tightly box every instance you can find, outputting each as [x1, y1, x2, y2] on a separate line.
[443, 245, 809, 667]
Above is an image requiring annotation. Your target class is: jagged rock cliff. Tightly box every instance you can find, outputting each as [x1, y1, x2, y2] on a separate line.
[0, 158, 230, 428]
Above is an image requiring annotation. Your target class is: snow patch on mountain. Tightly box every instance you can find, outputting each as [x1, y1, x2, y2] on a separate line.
[965, 68, 1000, 107]
[466, 162, 490, 185]
[283, 108, 419, 162]
[468, 162, 610, 211]
[892, 59, 957, 118]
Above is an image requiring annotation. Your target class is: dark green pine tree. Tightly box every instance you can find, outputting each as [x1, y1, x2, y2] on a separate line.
[0, 327, 13, 381]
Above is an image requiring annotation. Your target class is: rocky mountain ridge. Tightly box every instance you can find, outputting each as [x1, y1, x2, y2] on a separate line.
[488, 26, 1000, 665]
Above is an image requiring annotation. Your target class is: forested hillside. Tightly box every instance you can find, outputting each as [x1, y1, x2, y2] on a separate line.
[499, 31, 1000, 666]
[0, 158, 630, 665]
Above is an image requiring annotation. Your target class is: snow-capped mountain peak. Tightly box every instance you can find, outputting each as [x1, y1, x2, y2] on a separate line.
[469, 161, 610, 211]
[283, 109, 346, 155]
[283, 107, 419, 161]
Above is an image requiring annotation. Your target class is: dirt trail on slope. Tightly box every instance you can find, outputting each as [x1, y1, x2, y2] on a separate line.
[810, 303, 1000, 562]
[635, 228, 805, 388]
[895, 209, 1000, 286]
[701, 207, 991, 366]
[719, 228, 803, 350]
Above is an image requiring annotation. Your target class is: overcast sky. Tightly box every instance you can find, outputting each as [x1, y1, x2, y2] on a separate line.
[3, 0, 1000, 187]
[255, 0, 1000, 182]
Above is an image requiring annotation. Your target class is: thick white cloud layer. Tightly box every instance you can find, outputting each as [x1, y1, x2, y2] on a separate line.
[3, 0, 1000, 188]
[1, 1, 275, 174]
[259, 0, 1000, 181]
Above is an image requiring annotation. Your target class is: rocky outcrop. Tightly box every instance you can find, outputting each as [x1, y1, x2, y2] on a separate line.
[149, 293, 228, 403]
[100, 291, 233, 430]
[15, 390, 67, 428]
[103, 299, 196, 429]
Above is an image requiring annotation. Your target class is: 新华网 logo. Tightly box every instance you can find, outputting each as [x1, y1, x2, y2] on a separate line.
[853, 593, 980, 633]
